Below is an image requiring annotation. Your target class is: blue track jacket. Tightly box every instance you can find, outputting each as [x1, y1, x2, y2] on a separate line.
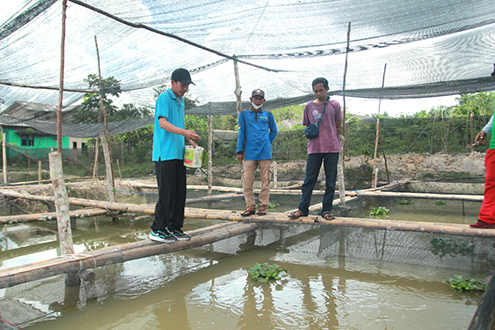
[236, 108, 278, 161]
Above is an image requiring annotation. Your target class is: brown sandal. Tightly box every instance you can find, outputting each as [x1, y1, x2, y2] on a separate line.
[257, 207, 267, 216]
[321, 212, 335, 220]
[288, 210, 305, 219]
[241, 208, 256, 217]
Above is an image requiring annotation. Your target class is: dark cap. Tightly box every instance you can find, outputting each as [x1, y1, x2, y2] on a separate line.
[171, 68, 195, 85]
[251, 89, 265, 98]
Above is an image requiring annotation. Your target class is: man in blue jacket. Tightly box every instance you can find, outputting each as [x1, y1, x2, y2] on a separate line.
[236, 89, 278, 216]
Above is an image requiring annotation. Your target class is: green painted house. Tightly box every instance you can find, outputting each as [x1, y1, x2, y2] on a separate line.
[0, 101, 83, 160]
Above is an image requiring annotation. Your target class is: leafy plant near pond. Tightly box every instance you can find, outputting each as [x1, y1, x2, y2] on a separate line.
[368, 206, 390, 217]
[248, 263, 287, 283]
[444, 275, 487, 292]
[267, 201, 280, 210]
[397, 199, 414, 205]
[435, 200, 446, 205]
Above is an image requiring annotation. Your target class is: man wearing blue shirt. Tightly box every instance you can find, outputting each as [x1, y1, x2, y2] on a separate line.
[236, 89, 278, 216]
[150, 68, 201, 243]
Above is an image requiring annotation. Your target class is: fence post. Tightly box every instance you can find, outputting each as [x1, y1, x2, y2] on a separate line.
[49, 151, 74, 256]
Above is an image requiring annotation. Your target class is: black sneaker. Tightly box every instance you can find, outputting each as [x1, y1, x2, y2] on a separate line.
[149, 229, 177, 243]
[167, 228, 191, 241]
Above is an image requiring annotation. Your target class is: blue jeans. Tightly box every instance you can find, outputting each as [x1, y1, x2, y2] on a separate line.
[298, 152, 339, 215]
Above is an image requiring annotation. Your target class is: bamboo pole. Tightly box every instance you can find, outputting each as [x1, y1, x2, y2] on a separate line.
[0, 208, 109, 224]
[372, 63, 387, 188]
[349, 190, 483, 202]
[338, 22, 351, 204]
[95, 36, 117, 202]
[100, 132, 116, 202]
[233, 56, 242, 115]
[57, 0, 67, 153]
[2, 128, 7, 184]
[49, 151, 74, 255]
[117, 159, 122, 180]
[38, 161, 42, 185]
[379, 131, 390, 183]
[51, 0, 74, 260]
[208, 115, 213, 196]
[93, 137, 99, 179]
[186, 193, 242, 205]
[127, 182, 328, 195]
[0, 222, 259, 289]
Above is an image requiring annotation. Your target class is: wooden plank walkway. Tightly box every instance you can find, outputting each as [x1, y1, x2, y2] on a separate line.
[0, 222, 259, 289]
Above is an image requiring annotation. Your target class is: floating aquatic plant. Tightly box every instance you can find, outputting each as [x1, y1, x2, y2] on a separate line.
[368, 206, 390, 217]
[248, 263, 287, 283]
[397, 199, 414, 205]
[444, 275, 486, 293]
[435, 200, 446, 205]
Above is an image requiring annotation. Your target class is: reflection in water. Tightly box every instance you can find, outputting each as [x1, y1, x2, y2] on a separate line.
[0, 224, 492, 329]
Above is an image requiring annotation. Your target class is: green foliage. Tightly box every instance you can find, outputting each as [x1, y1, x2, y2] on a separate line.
[185, 114, 208, 132]
[397, 199, 414, 205]
[368, 206, 389, 217]
[267, 201, 280, 210]
[153, 83, 199, 110]
[114, 103, 152, 121]
[431, 238, 475, 257]
[444, 275, 486, 293]
[72, 74, 122, 124]
[435, 200, 446, 205]
[248, 262, 287, 283]
[272, 104, 304, 123]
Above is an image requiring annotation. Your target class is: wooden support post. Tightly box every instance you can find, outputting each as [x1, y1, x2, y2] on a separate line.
[57, 0, 67, 153]
[95, 36, 116, 202]
[100, 132, 116, 202]
[93, 137, 99, 179]
[117, 159, 122, 180]
[470, 112, 474, 152]
[38, 161, 42, 185]
[233, 56, 242, 115]
[49, 151, 74, 256]
[372, 63, 387, 188]
[2, 129, 7, 185]
[208, 115, 213, 196]
[339, 22, 351, 203]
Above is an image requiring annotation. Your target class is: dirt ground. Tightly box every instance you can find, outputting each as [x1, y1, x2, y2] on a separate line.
[2, 152, 487, 206]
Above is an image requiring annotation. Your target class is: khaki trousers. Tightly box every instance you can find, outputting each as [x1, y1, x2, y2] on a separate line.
[242, 159, 271, 209]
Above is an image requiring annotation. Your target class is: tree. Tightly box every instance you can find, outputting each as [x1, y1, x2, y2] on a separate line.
[113, 103, 152, 121]
[72, 74, 122, 124]
[453, 92, 495, 118]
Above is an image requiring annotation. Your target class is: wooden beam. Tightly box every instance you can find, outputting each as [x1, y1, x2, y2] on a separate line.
[0, 208, 109, 224]
[0, 222, 259, 289]
[352, 190, 483, 202]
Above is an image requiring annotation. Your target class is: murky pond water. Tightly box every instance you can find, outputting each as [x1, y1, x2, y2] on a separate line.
[1, 218, 493, 329]
[342, 196, 481, 224]
[0, 189, 493, 329]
